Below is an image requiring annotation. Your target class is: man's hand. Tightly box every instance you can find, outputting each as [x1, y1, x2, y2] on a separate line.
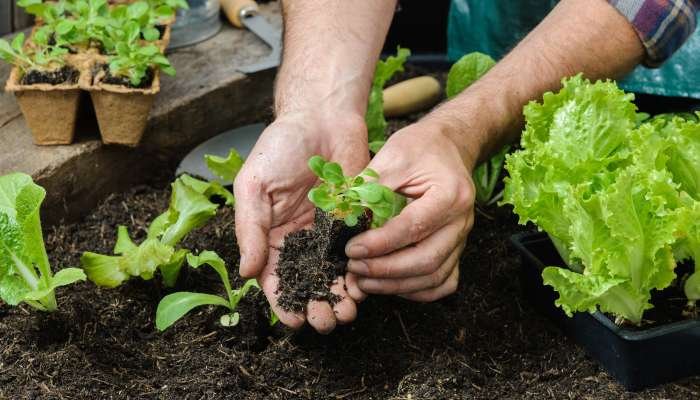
[345, 121, 475, 302]
[234, 112, 368, 333]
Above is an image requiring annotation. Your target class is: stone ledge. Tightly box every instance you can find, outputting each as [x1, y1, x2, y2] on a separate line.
[0, 3, 280, 224]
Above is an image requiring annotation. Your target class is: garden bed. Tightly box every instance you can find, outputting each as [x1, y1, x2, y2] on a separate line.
[3, 66, 700, 399]
[4, 186, 700, 399]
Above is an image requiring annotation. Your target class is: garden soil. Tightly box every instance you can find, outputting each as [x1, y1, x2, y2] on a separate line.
[2, 66, 700, 399]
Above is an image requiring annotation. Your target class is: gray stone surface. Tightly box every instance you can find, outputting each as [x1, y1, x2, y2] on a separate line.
[0, 3, 280, 224]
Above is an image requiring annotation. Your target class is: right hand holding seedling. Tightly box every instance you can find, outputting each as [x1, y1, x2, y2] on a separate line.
[234, 113, 369, 333]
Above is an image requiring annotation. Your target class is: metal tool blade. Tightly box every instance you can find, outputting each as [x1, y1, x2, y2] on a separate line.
[236, 14, 282, 73]
[176, 123, 266, 183]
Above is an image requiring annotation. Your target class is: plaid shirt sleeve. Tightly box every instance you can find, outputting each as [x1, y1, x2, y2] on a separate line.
[608, 0, 700, 66]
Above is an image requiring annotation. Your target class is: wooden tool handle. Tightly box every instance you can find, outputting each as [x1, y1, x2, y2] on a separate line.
[220, 0, 259, 28]
[383, 76, 442, 118]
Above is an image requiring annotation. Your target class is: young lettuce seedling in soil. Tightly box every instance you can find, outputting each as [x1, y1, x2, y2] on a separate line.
[366, 46, 411, 153]
[80, 174, 232, 288]
[80, 148, 242, 288]
[273, 156, 407, 313]
[0, 173, 86, 312]
[0, 32, 76, 85]
[156, 251, 260, 331]
[103, 22, 175, 88]
[446, 52, 510, 207]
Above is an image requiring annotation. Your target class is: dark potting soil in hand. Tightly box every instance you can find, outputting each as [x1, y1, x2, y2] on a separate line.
[99, 64, 154, 89]
[20, 66, 79, 86]
[276, 209, 370, 313]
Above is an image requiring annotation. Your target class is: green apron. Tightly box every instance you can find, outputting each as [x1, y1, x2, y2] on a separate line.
[447, 0, 700, 99]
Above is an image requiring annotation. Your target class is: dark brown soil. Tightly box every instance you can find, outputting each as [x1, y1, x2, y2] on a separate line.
[20, 65, 79, 86]
[99, 64, 155, 89]
[276, 209, 370, 313]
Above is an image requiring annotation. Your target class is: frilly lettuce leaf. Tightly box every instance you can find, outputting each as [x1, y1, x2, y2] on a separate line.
[503, 75, 700, 324]
[205, 149, 244, 184]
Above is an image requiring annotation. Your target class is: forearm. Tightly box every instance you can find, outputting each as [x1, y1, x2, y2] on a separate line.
[275, 0, 397, 118]
[426, 0, 644, 169]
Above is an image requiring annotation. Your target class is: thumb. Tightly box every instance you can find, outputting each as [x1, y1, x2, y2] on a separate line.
[234, 177, 271, 278]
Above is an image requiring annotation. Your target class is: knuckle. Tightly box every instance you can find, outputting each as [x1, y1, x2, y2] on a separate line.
[454, 180, 475, 210]
[366, 260, 391, 278]
[429, 273, 443, 289]
[408, 217, 429, 242]
[420, 252, 442, 274]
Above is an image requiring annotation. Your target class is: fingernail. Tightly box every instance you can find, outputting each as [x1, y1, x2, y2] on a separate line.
[239, 254, 246, 268]
[346, 244, 368, 258]
[347, 260, 368, 275]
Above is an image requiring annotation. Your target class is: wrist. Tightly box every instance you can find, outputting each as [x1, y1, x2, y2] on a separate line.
[420, 80, 519, 170]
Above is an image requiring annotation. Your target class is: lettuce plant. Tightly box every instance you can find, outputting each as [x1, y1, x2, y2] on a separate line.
[80, 150, 242, 288]
[366, 47, 410, 153]
[307, 155, 406, 228]
[80, 174, 233, 288]
[155, 251, 260, 331]
[446, 52, 510, 206]
[503, 74, 700, 325]
[0, 33, 68, 74]
[0, 173, 86, 312]
[106, 21, 174, 86]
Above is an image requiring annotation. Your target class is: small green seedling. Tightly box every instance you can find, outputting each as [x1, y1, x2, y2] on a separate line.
[307, 155, 406, 228]
[80, 174, 233, 288]
[0, 32, 67, 74]
[80, 149, 242, 288]
[107, 22, 175, 86]
[155, 251, 260, 331]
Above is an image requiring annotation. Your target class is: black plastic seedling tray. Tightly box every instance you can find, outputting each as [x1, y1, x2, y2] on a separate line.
[512, 231, 700, 391]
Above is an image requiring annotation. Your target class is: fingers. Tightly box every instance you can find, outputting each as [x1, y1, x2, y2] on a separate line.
[347, 220, 467, 279]
[357, 243, 463, 295]
[307, 300, 336, 334]
[345, 272, 368, 302]
[258, 249, 305, 329]
[329, 276, 358, 324]
[234, 174, 272, 278]
[346, 188, 452, 259]
[399, 266, 460, 303]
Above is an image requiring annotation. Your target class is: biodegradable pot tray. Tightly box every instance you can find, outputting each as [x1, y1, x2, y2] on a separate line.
[89, 66, 160, 147]
[5, 66, 87, 145]
[512, 231, 700, 391]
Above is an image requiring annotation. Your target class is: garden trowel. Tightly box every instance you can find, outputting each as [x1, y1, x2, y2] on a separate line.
[220, 0, 282, 73]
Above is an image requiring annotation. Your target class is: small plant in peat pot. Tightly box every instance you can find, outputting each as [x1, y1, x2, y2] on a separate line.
[0, 173, 86, 312]
[1, 31, 84, 145]
[274, 156, 406, 313]
[91, 21, 175, 146]
[504, 74, 700, 389]
[1, 0, 184, 147]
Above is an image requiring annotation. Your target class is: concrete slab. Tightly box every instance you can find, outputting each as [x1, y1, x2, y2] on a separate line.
[0, 3, 280, 224]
